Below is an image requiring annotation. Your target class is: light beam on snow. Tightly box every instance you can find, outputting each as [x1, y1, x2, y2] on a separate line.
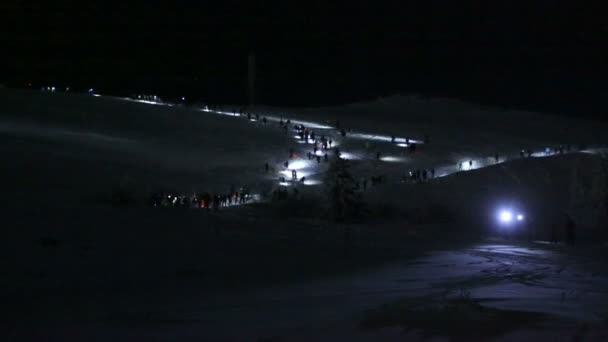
[461, 160, 476, 171]
[397, 143, 409, 148]
[289, 160, 308, 170]
[339, 152, 359, 160]
[303, 179, 322, 185]
[280, 169, 311, 178]
[531, 151, 546, 157]
[280, 169, 311, 179]
[122, 98, 175, 107]
[289, 119, 333, 130]
[350, 133, 423, 144]
[380, 156, 405, 162]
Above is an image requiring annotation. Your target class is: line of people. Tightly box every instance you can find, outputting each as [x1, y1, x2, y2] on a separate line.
[149, 189, 252, 210]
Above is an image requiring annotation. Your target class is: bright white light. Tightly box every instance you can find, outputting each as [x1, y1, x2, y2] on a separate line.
[397, 143, 409, 148]
[181, 96, 185, 101]
[92, 94, 101, 97]
[517, 214, 524, 221]
[499, 210, 513, 223]
[279, 182, 291, 187]
[51, 87, 55, 92]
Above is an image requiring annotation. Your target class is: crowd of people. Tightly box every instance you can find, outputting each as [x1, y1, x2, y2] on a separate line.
[149, 188, 253, 210]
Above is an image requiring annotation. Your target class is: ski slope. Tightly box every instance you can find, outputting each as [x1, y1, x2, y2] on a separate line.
[2, 88, 606, 208]
[3, 88, 608, 341]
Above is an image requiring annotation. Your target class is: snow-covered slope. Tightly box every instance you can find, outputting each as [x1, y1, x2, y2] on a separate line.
[4, 88, 608, 341]
[2, 88, 606, 223]
[259, 94, 608, 167]
[0, 89, 291, 207]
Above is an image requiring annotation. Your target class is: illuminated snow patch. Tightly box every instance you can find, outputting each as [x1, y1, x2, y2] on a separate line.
[395, 137, 423, 144]
[289, 160, 309, 170]
[349, 133, 424, 144]
[350, 133, 392, 142]
[397, 143, 409, 147]
[289, 120, 333, 130]
[303, 179, 323, 186]
[281, 169, 311, 178]
[461, 160, 476, 170]
[279, 182, 291, 187]
[380, 156, 405, 162]
[214, 111, 240, 117]
[279, 170, 292, 178]
[339, 152, 359, 160]
[125, 98, 175, 107]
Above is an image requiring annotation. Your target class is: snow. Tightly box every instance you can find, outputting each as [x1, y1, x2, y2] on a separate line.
[3, 88, 608, 340]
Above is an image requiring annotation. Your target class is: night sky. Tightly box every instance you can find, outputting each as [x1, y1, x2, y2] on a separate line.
[2, 1, 607, 119]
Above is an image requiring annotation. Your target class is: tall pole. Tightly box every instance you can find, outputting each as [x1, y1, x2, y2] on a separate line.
[247, 52, 256, 107]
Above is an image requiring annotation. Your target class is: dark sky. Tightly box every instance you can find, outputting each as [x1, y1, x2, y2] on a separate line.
[2, 1, 607, 119]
